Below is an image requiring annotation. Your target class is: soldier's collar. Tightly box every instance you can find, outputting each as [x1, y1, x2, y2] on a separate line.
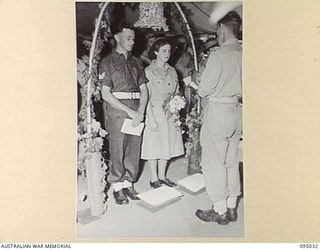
[221, 38, 240, 47]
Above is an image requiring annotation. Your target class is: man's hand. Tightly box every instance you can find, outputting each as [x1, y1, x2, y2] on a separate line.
[131, 117, 141, 128]
[189, 81, 199, 90]
[128, 110, 144, 121]
[128, 110, 144, 127]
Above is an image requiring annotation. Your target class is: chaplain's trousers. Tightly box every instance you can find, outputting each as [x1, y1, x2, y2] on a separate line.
[104, 99, 141, 184]
[200, 101, 242, 205]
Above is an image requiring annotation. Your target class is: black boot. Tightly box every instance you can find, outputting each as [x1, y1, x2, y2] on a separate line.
[123, 186, 140, 200]
[159, 178, 177, 187]
[227, 208, 238, 222]
[113, 189, 129, 205]
[150, 180, 162, 189]
[195, 208, 230, 225]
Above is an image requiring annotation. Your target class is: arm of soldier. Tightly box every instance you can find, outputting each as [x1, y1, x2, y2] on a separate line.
[142, 69, 158, 130]
[131, 62, 150, 127]
[137, 63, 150, 117]
[198, 52, 222, 98]
[131, 83, 148, 127]
[137, 83, 148, 116]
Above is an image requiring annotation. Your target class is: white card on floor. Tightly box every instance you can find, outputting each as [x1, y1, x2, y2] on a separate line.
[178, 173, 205, 193]
[120, 118, 145, 136]
[137, 186, 183, 207]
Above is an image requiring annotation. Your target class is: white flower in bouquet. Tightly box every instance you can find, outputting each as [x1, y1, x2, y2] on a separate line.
[167, 95, 186, 114]
[164, 95, 186, 130]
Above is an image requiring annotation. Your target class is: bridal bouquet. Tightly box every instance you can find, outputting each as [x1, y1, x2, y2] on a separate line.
[164, 95, 186, 129]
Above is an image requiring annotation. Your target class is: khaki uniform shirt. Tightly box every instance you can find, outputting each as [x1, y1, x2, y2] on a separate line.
[198, 39, 242, 100]
[100, 50, 147, 92]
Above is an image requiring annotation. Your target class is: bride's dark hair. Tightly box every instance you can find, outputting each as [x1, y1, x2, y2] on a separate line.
[148, 38, 171, 60]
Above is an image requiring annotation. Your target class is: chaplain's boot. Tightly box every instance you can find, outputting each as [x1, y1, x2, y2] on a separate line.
[195, 208, 230, 225]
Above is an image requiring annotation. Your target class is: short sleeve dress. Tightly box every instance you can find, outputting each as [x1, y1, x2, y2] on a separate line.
[141, 61, 185, 160]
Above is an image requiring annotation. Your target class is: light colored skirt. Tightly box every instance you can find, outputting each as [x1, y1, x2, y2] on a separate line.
[141, 106, 184, 160]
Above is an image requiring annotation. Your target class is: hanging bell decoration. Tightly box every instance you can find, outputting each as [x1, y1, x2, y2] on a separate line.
[134, 3, 169, 31]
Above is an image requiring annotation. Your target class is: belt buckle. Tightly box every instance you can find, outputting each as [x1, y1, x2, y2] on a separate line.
[129, 92, 134, 99]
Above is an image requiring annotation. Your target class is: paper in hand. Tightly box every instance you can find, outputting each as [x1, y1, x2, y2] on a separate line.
[183, 75, 198, 90]
[183, 76, 192, 86]
[120, 118, 145, 136]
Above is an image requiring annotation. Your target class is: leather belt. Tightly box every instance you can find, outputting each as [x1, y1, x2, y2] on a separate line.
[112, 92, 141, 99]
[209, 96, 240, 103]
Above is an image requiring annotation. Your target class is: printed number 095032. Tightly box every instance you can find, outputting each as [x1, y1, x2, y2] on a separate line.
[300, 244, 318, 248]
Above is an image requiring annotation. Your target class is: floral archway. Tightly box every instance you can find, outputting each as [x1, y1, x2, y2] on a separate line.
[77, 2, 202, 216]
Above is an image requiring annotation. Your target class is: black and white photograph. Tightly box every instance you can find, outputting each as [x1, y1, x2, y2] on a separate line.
[76, 1, 243, 238]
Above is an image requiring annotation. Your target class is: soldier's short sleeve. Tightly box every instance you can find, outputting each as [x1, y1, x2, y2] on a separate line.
[99, 57, 113, 88]
[136, 60, 148, 86]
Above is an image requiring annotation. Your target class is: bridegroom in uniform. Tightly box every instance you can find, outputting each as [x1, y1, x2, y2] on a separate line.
[100, 23, 148, 205]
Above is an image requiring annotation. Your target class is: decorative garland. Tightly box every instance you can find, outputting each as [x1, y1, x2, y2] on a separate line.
[77, 3, 111, 172]
[169, 3, 202, 174]
[77, 2, 113, 216]
[173, 2, 198, 72]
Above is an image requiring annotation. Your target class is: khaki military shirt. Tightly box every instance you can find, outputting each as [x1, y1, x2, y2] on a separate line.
[198, 39, 242, 99]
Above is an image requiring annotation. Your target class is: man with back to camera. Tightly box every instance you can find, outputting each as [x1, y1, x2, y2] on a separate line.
[195, 11, 242, 225]
[100, 23, 148, 205]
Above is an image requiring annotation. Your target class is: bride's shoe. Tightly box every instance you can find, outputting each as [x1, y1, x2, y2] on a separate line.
[159, 178, 176, 187]
[150, 180, 162, 189]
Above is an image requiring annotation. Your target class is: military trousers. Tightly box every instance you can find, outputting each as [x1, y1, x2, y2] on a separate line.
[104, 99, 141, 184]
[200, 101, 242, 209]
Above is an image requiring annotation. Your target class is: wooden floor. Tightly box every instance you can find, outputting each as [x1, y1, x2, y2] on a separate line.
[77, 157, 244, 239]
